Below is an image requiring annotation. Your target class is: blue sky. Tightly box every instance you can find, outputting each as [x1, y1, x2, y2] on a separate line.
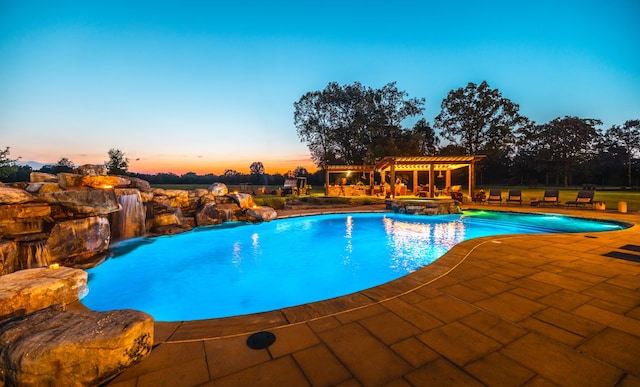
[1, 1, 638, 174]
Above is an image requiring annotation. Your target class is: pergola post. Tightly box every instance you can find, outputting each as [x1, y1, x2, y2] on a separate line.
[412, 170, 418, 194]
[325, 169, 330, 196]
[390, 161, 396, 198]
[468, 162, 475, 197]
[429, 163, 435, 198]
[369, 171, 374, 193]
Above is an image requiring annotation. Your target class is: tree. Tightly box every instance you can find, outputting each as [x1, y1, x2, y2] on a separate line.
[294, 81, 425, 167]
[105, 148, 129, 175]
[223, 169, 239, 177]
[249, 161, 267, 185]
[249, 161, 265, 175]
[529, 116, 602, 186]
[57, 157, 75, 169]
[0, 147, 19, 180]
[434, 81, 527, 156]
[605, 119, 640, 186]
[40, 157, 76, 174]
[411, 118, 439, 155]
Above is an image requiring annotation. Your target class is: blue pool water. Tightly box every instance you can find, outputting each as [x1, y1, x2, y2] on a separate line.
[81, 211, 625, 321]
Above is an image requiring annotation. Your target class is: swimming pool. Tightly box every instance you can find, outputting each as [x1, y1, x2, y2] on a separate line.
[81, 210, 625, 321]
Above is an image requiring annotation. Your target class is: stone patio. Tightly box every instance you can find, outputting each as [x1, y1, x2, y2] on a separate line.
[100, 204, 640, 386]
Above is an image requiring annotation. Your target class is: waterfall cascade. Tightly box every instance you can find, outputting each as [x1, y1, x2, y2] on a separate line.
[113, 189, 146, 240]
[19, 240, 52, 269]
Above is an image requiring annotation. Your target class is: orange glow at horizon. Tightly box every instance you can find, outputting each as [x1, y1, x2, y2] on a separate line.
[129, 156, 317, 176]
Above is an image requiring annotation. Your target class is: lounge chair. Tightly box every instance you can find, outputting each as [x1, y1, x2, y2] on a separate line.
[539, 189, 560, 206]
[506, 189, 522, 205]
[566, 190, 595, 207]
[487, 189, 502, 204]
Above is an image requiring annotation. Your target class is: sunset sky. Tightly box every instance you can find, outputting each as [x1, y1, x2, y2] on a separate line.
[1, 1, 639, 175]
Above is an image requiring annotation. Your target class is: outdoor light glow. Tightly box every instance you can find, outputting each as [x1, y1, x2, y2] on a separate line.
[49, 263, 59, 269]
[102, 185, 113, 189]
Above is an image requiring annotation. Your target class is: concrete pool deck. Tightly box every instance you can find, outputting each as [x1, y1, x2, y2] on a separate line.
[105, 204, 640, 386]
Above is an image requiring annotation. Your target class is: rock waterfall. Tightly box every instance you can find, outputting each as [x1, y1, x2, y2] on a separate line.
[112, 189, 146, 240]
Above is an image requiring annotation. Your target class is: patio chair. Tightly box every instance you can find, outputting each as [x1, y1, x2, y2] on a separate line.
[487, 189, 502, 205]
[471, 190, 486, 203]
[449, 185, 463, 202]
[566, 190, 595, 207]
[539, 189, 560, 206]
[506, 189, 522, 205]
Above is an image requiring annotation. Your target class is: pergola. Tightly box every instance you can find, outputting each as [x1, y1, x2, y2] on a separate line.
[325, 155, 486, 198]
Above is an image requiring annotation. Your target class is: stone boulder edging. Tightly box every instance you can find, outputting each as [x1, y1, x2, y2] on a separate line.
[0, 306, 153, 386]
[0, 267, 88, 319]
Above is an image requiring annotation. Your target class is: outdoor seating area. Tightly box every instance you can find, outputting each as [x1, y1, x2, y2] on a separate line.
[471, 188, 618, 212]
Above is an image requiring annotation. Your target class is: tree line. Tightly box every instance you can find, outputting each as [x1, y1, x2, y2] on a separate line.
[2, 80, 639, 188]
[294, 81, 640, 187]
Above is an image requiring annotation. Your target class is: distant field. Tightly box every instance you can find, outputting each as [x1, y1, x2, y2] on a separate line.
[151, 184, 640, 212]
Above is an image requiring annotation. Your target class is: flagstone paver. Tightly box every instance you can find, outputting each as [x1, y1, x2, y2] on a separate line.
[501, 332, 623, 386]
[464, 352, 536, 387]
[104, 206, 640, 386]
[359, 310, 422, 345]
[414, 294, 479, 322]
[578, 328, 640, 375]
[203, 335, 271, 378]
[417, 321, 502, 366]
[292, 344, 352, 386]
[474, 291, 547, 321]
[318, 322, 412, 386]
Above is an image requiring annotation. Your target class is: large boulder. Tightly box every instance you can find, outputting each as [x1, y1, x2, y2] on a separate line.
[164, 189, 190, 208]
[38, 189, 120, 215]
[81, 175, 131, 189]
[0, 307, 153, 386]
[0, 203, 52, 237]
[76, 164, 108, 176]
[124, 176, 152, 192]
[0, 267, 88, 319]
[208, 182, 228, 196]
[57, 173, 85, 189]
[195, 202, 223, 226]
[25, 182, 62, 194]
[47, 216, 111, 263]
[29, 172, 57, 183]
[245, 206, 278, 222]
[0, 187, 35, 205]
[227, 192, 256, 209]
[0, 240, 18, 276]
